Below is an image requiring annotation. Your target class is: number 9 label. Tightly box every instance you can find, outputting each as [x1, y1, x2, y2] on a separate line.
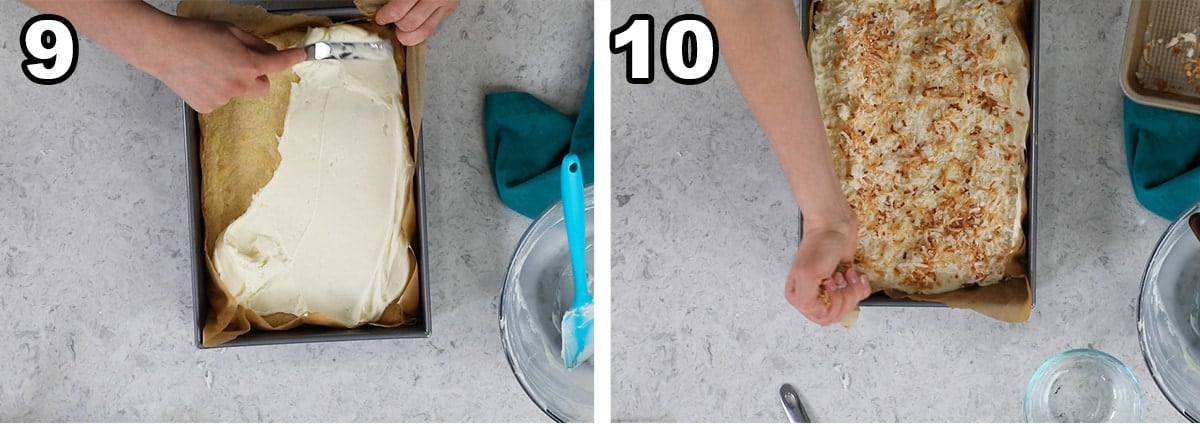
[20, 15, 78, 85]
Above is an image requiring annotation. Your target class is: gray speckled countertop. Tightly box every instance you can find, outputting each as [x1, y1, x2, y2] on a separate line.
[613, 0, 1184, 422]
[0, 0, 590, 421]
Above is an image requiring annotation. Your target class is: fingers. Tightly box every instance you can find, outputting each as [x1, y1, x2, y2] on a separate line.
[788, 236, 845, 325]
[229, 28, 305, 75]
[222, 25, 305, 76]
[376, 0, 419, 25]
[219, 75, 270, 105]
[377, 0, 458, 45]
[824, 273, 848, 324]
[798, 239, 844, 284]
[163, 22, 286, 114]
[789, 268, 872, 327]
[784, 247, 827, 317]
[227, 26, 275, 53]
[395, 7, 450, 46]
[784, 209, 867, 326]
[246, 75, 271, 97]
[394, 1, 439, 32]
[822, 273, 860, 325]
[845, 268, 871, 301]
[232, 48, 288, 99]
[191, 102, 217, 114]
[254, 48, 307, 75]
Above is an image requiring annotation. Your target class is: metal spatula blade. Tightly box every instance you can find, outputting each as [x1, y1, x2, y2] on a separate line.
[304, 41, 393, 61]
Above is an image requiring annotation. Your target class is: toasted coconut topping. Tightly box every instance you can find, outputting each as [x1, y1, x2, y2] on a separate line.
[810, 0, 1030, 294]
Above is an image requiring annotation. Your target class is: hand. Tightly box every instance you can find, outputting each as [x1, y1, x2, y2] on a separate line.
[785, 214, 872, 326]
[138, 17, 306, 113]
[374, 0, 459, 46]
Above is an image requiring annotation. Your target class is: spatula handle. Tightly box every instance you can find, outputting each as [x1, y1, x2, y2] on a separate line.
[561, 154, 591, 308]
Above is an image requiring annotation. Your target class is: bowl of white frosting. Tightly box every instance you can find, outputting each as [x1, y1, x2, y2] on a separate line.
[1139, 201, 1200, 421]
[500, 185, 594, 422]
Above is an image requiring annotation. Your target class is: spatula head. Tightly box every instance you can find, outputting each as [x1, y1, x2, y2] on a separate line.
[560, 303, 594, 369]
[304, 41, 393, 61]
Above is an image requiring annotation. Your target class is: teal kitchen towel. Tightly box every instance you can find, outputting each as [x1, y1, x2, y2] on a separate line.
[485, 65, 594, 219]
[1124, 96, 1200, 220]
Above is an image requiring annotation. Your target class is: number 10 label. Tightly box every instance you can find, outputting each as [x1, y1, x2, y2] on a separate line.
[610, 14, 719, 85]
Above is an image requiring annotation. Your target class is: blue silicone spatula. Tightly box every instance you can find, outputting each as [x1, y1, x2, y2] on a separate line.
[559, 153, 593, 369]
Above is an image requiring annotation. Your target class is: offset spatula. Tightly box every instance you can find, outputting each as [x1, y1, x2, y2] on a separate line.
[304, 41, 393, 61]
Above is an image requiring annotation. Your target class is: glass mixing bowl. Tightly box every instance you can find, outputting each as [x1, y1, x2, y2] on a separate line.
[1139, 201, 1200, 421]
[1024, 349, 1143, 422]
[499, 185, 594, 422]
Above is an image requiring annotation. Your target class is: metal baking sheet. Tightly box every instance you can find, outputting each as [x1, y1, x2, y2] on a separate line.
[186, 7, 431, 348]
[798, 0, 1039, 308]
[1120, 0, 1200, 114]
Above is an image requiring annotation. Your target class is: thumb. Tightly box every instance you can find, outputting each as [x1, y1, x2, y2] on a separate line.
[253, 47, 307, 75]
[840, 228, 857, 265]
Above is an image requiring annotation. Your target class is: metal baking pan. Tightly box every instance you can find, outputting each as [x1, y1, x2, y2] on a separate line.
[1120, 0, 1200, 114]
[185, 7, 431, 348]
[799, 0, 1039, 308]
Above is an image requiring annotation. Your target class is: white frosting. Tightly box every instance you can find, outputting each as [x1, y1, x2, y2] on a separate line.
[213, 25, 411, 327]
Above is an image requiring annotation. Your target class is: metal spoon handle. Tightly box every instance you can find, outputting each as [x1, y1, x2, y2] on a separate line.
[780, 383, 811, 423]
